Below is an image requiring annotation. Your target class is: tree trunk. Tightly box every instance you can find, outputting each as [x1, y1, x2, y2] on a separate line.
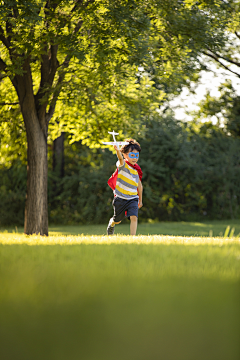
[23, 111, 49, 235]
[13, 60, 49, 236]
[53, 132, 64, 178]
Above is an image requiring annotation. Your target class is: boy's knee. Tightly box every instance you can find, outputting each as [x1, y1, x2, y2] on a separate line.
[130, 216, 138, 222]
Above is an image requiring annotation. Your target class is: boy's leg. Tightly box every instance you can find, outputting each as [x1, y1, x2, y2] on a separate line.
[108, 217, 121, 228]
[107, 218, 120, 235]
[107, 198, 126, 235]
[127, 198, 139, 235]
[111, 220, 121, 225]
[130, 215, 138, 235]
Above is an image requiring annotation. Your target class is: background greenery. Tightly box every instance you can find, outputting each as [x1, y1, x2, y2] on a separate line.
[1, 112, 240, 227]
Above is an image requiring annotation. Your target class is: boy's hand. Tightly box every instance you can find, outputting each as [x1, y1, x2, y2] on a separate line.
[138, 200, 143, 209]
[113, 145, 118, 151]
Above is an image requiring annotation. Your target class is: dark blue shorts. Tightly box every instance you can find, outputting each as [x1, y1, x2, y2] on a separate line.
[112, 197, 139, 222]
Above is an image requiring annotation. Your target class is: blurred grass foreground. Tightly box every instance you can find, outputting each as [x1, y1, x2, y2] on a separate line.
[0, 233, 239, 360]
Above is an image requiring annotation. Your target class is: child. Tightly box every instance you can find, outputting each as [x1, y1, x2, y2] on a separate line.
[107, 139, 143, 236]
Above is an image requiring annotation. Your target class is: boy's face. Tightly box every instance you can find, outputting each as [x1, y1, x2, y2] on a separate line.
[124, 149, 139, 165]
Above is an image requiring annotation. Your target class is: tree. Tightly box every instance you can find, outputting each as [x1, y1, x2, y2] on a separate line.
[182, 1, 240, 116]
[0, 0, 158, 235]
[193, 80, 240, 138]
[201, 0, 240, 79]
[0, 0, 234, 234]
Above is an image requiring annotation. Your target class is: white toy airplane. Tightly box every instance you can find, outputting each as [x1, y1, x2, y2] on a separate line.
[102, 130, 128, 150]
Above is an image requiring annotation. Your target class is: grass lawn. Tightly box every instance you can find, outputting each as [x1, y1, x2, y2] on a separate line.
[2, 219, 240, 237]
[0, 233, 239, 360]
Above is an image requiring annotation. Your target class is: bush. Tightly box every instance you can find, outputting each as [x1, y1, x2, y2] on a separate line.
[0, 164, 26, 226]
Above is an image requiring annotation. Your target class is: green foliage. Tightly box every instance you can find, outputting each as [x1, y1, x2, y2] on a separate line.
[1, 115, 240, 227]
[1, 0, 237, 145]
[0, 163, 26, 226]
[48, 141, 115, 224]
[195, 81, 240, 138]
[0, 78, 27, 166]
[51, 71, 163, 147]
[139, 116, 240, 221]
[48, 116, 240, 225]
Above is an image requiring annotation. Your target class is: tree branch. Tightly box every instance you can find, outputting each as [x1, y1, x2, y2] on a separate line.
[38, 45, 59, 92]
[35, 43, 59, 119]
[0, 73, 7, 80]
[0, 25, 11, 49]
[0, 57, 7, 71]
[36, 0, 64, 102]
[0, 102, 19, 105]
[235, 31, 240, 40]
[6, 14, 13, 45]
[0, 57, 18, 89]
[203, 51, 240, 78]
[40, 0, 86, 89]
[73, 19, 83, 37]
[46, 81, 63, 123]
[206, 48, 240, 68]
[71, 0, 95, 15]
[12, 6, 19, 18]
[48, 44, 59, 84]
[71, 0, 85, 13]
[46, 16, 82, 113]
[39, 1, 61, 86]
[46, 98, 58, 123]
[37, 1, 86, 125]
[59, 54, 71, 69]
[46, 14, 85, 123]
[46, 55, 71, 123]
[44, 0, 59, 13]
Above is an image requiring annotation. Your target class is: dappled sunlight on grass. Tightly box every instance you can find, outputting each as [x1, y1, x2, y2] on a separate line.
[187, 222, 209, 227]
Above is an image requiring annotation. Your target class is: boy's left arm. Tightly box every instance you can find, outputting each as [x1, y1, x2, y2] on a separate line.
[138, 180, 143, 208]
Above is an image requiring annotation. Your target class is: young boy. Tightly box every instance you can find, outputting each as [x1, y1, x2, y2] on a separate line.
[107, 139, 143, 236]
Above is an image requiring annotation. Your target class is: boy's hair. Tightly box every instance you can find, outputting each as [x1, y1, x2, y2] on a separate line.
[120, 138, 141, 154]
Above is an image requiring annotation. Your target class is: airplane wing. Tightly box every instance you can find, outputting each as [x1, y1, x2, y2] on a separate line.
[102, 142, 129, 145]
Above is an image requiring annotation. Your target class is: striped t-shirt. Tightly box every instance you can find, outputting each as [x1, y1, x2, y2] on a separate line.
[114, 160, 139, 200]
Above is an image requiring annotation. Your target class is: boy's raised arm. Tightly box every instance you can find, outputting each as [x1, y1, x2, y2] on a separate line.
[114, 145, 124, 167]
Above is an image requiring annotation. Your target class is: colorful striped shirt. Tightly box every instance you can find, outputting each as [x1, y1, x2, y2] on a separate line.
[114, 160, 139, 200]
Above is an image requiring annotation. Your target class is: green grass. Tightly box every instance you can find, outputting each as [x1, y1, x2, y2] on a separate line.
[0, 233, 239, 360]
[2, 219, 240, 237]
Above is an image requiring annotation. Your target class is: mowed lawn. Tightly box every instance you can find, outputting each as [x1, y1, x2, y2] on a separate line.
[3, 219, 240, 237]
[0, 232, 239, 360]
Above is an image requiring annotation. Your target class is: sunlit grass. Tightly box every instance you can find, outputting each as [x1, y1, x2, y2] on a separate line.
[0, 233, 239, 360]
[0, 232, 239, 245]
